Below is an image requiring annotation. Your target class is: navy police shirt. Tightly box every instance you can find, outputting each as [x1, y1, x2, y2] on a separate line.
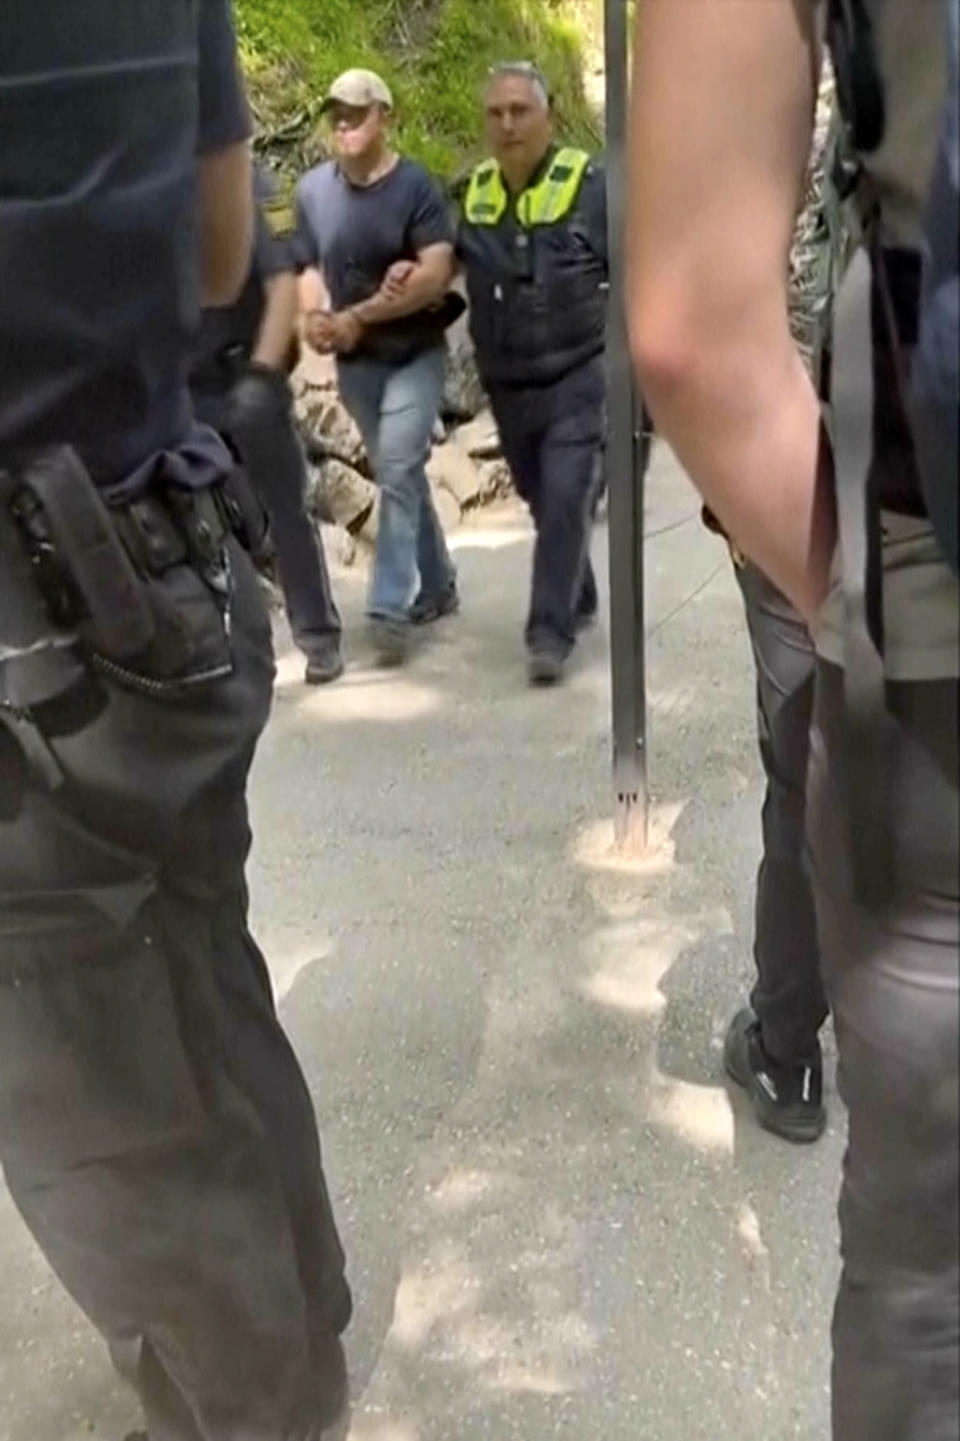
[191, 167, 296, 390]
[0, 1, 251, 494]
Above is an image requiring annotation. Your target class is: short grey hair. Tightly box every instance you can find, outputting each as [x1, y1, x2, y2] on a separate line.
[486, 62, 551, 111]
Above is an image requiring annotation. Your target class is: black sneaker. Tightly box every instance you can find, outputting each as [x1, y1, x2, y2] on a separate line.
[409, 583, 460, 625]
[527, 635, 569, 686]
[724, 1007, 826, 1144]
[370, 616, 409, 667]
[304, 647, 345, 685]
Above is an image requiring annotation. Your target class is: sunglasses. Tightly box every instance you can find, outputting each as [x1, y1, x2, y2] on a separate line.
[488, 60, 551, 100]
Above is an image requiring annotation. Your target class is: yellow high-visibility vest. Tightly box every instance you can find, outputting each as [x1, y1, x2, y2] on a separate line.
[463, 147, 591, 229]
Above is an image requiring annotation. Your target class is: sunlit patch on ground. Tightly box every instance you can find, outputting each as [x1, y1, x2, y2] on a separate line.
[275, 662, 443, 724]
[273, 939, 334, 1005]
[569, 800, 686, 876]
[579, 917, 702, 1018]
[647, 1069, 736, 1157]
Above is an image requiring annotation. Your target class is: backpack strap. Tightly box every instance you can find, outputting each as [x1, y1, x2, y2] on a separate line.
[831, 246, 898, 906]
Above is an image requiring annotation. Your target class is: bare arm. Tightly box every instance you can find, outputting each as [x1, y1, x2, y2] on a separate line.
[251, 271, 297, 369]
[299, 266, 329, 317]
[198, 142, 253, 306]
[350, 243, 455, 326]
[627, 0, 834, 622]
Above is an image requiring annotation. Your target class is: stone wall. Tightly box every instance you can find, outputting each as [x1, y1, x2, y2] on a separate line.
[292, 318, 511, 568]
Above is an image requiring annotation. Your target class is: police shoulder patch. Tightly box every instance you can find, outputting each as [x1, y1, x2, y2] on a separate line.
[263, 197, 296, 239]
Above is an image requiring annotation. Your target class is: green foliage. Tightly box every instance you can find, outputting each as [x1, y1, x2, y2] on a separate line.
[235, 0, 600, 184]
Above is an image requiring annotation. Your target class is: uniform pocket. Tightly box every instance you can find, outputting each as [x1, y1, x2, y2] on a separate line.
[0, 889, 207, 1177]
[90, 557, 234, 698]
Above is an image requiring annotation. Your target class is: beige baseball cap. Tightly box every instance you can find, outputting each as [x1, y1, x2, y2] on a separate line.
[321, 68, 393, 113]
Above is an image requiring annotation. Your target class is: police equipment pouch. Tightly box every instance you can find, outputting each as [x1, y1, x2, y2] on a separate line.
[0, 471, 85, 711]
[5, 446, 238, 699]
[12, 447, 156, 661]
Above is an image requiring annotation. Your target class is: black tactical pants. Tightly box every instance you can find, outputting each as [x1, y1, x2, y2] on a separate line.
[195, 379, 342, 664]
[735, 562, 828, 1062]
[489, 357, 604, 654]
[808, 663, 959, 1440]
[0, 543, 349, 1440]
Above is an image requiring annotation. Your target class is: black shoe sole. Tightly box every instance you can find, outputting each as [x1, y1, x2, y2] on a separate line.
[410, 592, 460, 626]
[305, 657, 345, 685]
[528, 650, 566, 685]
[369, 620, 409, 668]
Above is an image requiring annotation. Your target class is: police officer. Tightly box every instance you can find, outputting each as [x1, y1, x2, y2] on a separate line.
[191, 167, 344, 685]
[628, 2, 958, 1436]
[0, 5, 351, 1438]
[458, 62, 607, 685]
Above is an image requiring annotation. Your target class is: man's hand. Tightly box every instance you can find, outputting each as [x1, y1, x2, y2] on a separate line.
[305, 309, 334, 353]
[381, 260, 417, 301]
[325, 310, 365, 355]
[304, 308, 364, 356]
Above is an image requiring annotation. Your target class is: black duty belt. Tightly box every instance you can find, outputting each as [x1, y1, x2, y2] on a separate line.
[2, 446, 246, 711]
[110, 485, 234, 578]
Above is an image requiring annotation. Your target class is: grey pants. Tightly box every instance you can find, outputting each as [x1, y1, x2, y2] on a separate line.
[0, 543, 349, 1440]
[808, 661, 959, 1440]
[735, 563, 828, 1062]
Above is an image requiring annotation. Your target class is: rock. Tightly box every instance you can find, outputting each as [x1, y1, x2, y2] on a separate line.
[358, 491, 381, 546]
[430, 482, 463, 537]
[453, 407, 501, 460]
[297, 392, 368, 473]
[426, 440, 483, 510]
[307, 457, 376, 533]
[442, 309, 486, 422]
[256, 569, 284, 613]
[291, 346, 337, 394]
[319, 521, 357, 570]
[477, 458, 513, 502]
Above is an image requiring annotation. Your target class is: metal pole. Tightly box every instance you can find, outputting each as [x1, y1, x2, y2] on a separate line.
[604, 0, 649, 852]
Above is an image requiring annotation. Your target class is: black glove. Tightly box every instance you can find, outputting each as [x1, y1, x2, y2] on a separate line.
[226, 362, 291, 438]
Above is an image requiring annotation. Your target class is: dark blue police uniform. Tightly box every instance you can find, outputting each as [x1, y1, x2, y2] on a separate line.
[191, 171, 343, 679]
[458, 146, 608, 674]
[0, 5, 350, 1436]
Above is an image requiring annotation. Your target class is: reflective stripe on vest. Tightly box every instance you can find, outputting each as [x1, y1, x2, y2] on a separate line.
[463, 148, 591, 228]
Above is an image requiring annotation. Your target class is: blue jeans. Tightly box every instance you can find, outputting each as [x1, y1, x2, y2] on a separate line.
[337, 347, 455, 623]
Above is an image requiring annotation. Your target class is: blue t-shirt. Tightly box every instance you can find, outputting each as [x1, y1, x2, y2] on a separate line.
[294, 158, 455, 363]
[0, 0, 251, 494]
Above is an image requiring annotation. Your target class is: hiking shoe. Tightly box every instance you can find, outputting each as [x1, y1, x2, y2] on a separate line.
[370, 617, 409, 668]
[305, 647, 345, 685]
[409, 583, 460, 625]
[724, 1007, 826, 1144]
[527, 639, 568, 686]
